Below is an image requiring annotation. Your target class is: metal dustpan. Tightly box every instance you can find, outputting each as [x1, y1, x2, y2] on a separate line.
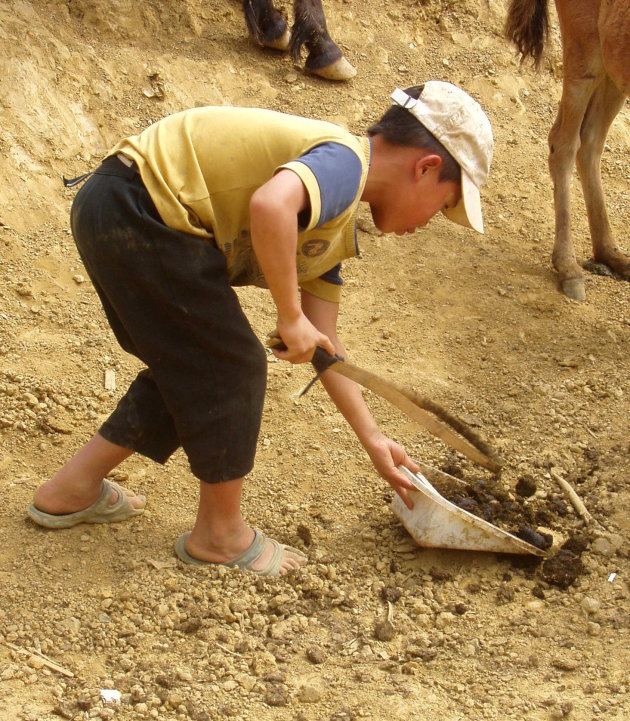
[392, 465, 546, 556]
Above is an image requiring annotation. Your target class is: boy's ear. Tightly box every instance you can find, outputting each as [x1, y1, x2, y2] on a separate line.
[415, 153, 443, 178]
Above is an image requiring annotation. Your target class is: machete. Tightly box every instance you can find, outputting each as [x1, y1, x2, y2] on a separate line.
[267, 338, 504, 473]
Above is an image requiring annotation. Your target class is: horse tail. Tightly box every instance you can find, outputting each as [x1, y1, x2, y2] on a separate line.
[505, 0, 549, 67]
[242, 0, 263, 43]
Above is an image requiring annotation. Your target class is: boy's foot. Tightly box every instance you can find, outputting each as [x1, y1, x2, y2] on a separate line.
[27, 479, 146, 529]
[175, 529, 306, 577]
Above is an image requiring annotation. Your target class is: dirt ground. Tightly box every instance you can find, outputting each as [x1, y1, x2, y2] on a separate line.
[1, 1, 629, 720]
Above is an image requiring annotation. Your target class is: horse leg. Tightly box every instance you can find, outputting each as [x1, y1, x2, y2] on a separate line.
[290, 0, 356, 81]
[242, 0, 290, 51]
[575, 76, 630, 282]
[548, 77, 597, 301]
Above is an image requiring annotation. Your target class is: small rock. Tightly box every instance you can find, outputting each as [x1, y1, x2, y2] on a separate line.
[587, 621, 601, 636]
[268, 619, 292, 639]
[331, 708, 355, 721]
[552, 658, 578, 672]
[52, 705, 73, 720]
[591, 537, 615, 557]
[298, 684, 322, 703]
[434, 612, 455, 629]
[306, 646, 326, 664]
[167, 691, 184, 707]
[580, 596, 600, 615]
[27, 655, 45, 670]
[265, 683, 289, 707]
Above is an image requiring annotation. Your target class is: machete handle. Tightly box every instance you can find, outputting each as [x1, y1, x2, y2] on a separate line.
[312, 346, 343, 372]
[266, 335, 342, 371]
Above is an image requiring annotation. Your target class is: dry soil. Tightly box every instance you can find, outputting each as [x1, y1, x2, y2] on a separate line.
[1, 2, 629, 720]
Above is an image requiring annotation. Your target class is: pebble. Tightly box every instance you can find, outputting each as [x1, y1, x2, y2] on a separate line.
[267, 619, 293, 639]
[591, 537, 615, 557]
[434, 612, 455, 629]
[167, 691, 184, 706]
[27, 655, 44, 670]
[526, 600, 545, 612]
[265, 684, 289, 707]
[587, 621, 601, 636]
[552, 658, 578, 672]
[580, 596, 600, 615]
[306, 646, 326, 664]
[299, 684, 322, 703]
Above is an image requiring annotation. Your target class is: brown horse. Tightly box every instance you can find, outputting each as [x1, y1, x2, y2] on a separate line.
[506, 0, 630, 301]
[242, 0, 356, 81]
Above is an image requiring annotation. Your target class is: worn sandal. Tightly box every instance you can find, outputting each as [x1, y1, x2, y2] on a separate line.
[175, 529, 306, 577]
[27, 479, 145, 529]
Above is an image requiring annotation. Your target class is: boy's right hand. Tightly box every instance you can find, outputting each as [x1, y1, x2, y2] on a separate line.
[270, 314, 335, 364]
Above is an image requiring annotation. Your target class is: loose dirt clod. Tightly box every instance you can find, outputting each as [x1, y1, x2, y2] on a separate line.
[541, 549, 585, 589]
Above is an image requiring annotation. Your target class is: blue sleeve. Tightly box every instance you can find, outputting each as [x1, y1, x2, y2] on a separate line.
[319, 262, 343, 286]
[296, 142, 363, 227]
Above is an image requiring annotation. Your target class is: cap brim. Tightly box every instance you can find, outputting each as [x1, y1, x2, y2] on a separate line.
[442, 169, 484, 234]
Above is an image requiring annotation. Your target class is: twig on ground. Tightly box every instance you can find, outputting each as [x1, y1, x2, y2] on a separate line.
[5, 641, 74, 678]
[549, 469, 593, 524]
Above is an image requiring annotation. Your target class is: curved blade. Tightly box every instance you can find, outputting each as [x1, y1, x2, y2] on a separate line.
[322, 355, 502, 472]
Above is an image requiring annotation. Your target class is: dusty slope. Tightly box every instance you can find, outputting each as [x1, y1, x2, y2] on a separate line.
[1, 1, 629, 720]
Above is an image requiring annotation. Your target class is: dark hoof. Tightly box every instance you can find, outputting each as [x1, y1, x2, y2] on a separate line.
[561, 277, 586, 302]
[262, 28, 290, 51]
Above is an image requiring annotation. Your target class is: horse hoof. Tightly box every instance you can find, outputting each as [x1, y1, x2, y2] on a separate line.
[309, 56, 357, 81]
[561, 277, 586, 302]
[263, 28, 290, 52]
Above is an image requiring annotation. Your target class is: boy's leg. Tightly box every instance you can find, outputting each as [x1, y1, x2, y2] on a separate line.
[32, 161, 304, 571]
[31, 433, 144, 515]
[184, 479, 305, 574]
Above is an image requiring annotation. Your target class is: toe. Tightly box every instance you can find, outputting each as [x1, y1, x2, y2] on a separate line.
[279, 548, 307, 574]
[110, 484, 146, 510]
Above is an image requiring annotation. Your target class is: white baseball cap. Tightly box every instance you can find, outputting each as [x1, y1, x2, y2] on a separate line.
[391, 81, 493, 233]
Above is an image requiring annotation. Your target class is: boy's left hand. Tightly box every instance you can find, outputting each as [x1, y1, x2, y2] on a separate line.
[365, 435, 420, 510]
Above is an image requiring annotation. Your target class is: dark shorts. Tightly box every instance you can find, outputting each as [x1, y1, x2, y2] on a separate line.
[70, 156, 267, 483]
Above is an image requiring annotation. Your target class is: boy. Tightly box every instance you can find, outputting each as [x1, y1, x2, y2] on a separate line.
[28, 81, 493, 576]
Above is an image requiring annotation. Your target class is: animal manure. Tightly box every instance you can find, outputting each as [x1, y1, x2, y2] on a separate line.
[541, 549, 585, 589]
[515, 475, 537, 497]
[515, 526, 553, 551]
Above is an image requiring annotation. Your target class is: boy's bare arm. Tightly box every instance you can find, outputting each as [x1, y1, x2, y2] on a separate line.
[250, 170, 334, 363]
[301, 290, 418, 508]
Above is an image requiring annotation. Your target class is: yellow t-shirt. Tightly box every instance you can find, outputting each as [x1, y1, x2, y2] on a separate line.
[110, 106, 371, 302]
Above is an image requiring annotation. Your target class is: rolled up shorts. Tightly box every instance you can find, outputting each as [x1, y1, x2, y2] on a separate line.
[69, 155, 267, 483]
